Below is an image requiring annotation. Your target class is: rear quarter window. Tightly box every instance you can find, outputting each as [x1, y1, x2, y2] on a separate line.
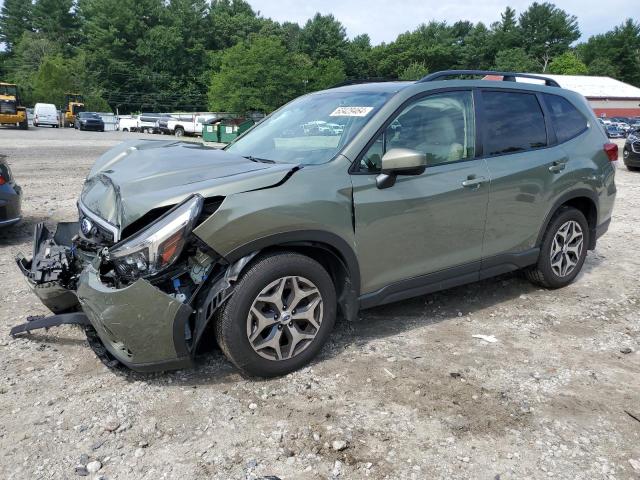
[544, 94, 588, 143]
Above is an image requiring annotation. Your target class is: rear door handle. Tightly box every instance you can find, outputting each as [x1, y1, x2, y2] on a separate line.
[548, 161, 566, 173]
[462, 176, 487, 188]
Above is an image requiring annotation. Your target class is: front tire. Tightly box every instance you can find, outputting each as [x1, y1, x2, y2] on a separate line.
[215, 252, 336, 377]
[174, 127, 184, 137]
[526, 207, 589, 289]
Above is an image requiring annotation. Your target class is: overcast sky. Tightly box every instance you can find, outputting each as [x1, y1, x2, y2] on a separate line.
[247, 0, 634, 45]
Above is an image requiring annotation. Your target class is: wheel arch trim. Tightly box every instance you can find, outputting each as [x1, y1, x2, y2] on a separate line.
[221, 230, 361, 298]
[536, 189, 599, 250]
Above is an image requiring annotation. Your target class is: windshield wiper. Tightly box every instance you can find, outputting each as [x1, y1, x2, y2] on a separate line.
[244, 155, 276, 164]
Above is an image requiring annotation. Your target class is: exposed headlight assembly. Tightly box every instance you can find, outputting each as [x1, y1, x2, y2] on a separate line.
[108, 194, 204, 280]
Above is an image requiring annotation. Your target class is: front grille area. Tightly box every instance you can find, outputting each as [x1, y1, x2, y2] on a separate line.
[0, 100, 17, 115]
[632, 141, 640, 154]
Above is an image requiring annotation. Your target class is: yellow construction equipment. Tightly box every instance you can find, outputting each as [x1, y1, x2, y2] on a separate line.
[63, 93, 85, 127]
[0, 82, 29, 130]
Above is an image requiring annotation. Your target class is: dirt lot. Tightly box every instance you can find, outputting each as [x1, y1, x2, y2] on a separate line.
[0, 126, 639, 480]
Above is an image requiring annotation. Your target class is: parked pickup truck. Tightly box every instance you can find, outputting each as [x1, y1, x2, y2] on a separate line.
[166, 114, 218, 137]
[118, 113, 163, 133]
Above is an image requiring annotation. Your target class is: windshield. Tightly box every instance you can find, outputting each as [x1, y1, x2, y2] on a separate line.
[79, 112, 101, 119]
[0, 84, 18, 96]
[226, 90, 393, 164]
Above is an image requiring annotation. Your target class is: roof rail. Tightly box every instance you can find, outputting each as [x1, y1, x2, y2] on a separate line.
[329, 77, 400, 88]
[417, 70, 561, 87]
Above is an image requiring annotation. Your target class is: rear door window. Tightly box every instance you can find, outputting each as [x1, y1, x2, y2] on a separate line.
[481, 91, 547, 155]
[543, 94, 588, 143]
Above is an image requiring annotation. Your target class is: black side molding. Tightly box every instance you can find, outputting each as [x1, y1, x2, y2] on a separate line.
[359, 262, 481, 310]
[359, 248, 540, 310]
[10, 312, 90, 337]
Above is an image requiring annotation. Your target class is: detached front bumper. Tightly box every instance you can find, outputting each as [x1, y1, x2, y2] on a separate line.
[77, 265, 193, 371]
[15, 222, 195, 372]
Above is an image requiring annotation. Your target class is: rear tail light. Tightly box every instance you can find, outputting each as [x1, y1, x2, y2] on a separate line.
[0, 174, 6, 185]
[604, 143, 618, 162]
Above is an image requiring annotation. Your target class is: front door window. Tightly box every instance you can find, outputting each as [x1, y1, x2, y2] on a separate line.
[358, 90, 476, 172]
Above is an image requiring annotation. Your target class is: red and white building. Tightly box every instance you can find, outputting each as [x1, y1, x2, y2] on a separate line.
[540, 74, 640, 118]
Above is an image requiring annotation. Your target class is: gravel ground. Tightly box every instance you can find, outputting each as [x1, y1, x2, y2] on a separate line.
[0, 126, 639, 480]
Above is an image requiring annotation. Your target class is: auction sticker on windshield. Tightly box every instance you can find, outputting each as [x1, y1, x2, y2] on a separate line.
[330, 106, 374, 117]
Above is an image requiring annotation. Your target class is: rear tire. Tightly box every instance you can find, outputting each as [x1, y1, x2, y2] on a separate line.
[526, 207, 589, 289]
[214, 252, 336, 377]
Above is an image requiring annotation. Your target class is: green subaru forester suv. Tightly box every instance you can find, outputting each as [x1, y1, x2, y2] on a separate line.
[14, 70, 617, 377]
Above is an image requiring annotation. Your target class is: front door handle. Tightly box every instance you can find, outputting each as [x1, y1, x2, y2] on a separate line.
[462, 176, 487, 188]
[548, 161, 566, 173]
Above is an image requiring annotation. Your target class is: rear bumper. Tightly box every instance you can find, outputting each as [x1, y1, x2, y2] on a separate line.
[79, 123, 104, 131]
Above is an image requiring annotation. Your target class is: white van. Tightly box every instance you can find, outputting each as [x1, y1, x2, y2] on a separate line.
[33, 103, 59, 127]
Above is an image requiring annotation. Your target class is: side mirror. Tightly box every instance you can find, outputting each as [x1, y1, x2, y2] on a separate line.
[376, 148, 427, 189]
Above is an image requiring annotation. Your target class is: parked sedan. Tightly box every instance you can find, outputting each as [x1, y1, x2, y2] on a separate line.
[606, 125, 625, 139]
[0, 157, 22, 227]
[75, 112, 105, 132]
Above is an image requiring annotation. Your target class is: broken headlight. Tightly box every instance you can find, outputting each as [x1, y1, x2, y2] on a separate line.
[108, 194, 204, 280]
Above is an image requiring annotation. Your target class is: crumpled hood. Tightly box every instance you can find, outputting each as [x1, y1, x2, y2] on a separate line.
[81, 139, 296, 230]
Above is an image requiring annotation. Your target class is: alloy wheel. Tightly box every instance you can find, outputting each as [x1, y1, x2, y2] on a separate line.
[246, 276, 323, 361]
[550, 220, 584, 277]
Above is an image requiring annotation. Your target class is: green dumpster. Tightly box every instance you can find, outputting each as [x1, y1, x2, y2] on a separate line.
[202, 122, 220, 142]
[218, 118, 254, 143]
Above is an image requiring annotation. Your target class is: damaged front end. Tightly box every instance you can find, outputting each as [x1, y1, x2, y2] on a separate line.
[13, 194, 250, 372]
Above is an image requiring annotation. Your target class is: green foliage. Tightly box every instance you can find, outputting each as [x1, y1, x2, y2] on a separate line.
[579, 19, 640, 86]
[399, 62, 429, 81]
[0, 0, 33, 51]
[548, 51, 587, 75]
[307, 58, 346, 91]
[207, 0, 265, 50]
[1, 1, 639, 114]
[30, 52, 110, 111]
[5, 31, 62, 104]
[494, 48, 538, 72]
[32, 0, 78, 48]
[299, 13, 347, 62]
[518, 2, 580, 71]
[586, 58, 619, 78]
[208, 36, 308, 113]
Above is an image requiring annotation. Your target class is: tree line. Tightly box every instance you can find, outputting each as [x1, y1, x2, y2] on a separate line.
[0, 0, 638, 114]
